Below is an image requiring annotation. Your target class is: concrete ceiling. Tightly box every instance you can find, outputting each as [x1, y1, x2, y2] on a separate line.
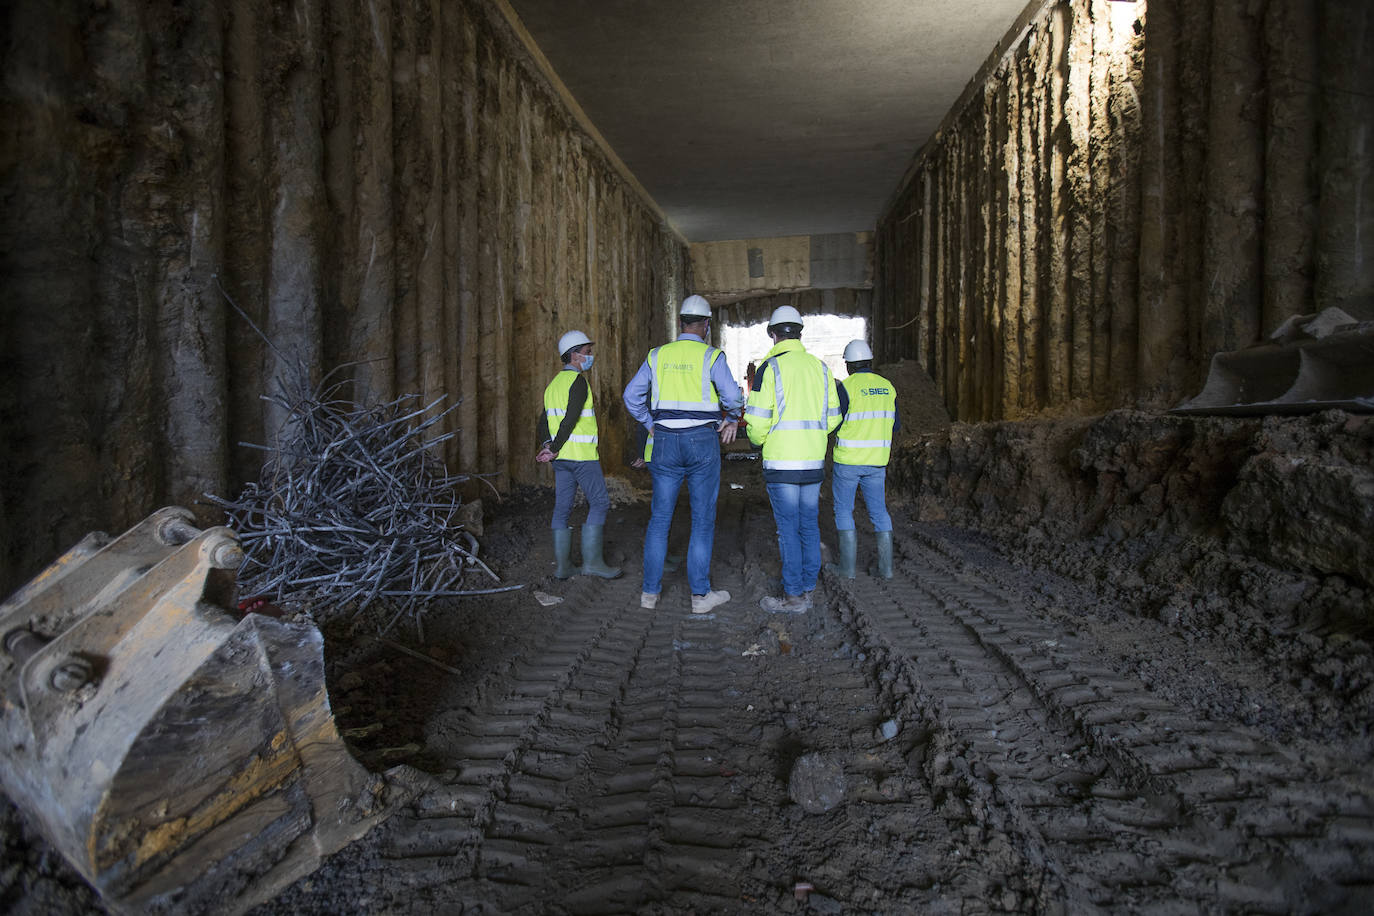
[505, 0, 1037, 242]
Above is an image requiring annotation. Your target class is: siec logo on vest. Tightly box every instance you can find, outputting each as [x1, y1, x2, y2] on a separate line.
[863, 387, 891, 396]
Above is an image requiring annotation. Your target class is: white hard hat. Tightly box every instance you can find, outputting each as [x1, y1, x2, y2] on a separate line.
[843, 339, 873, 362]
[768, 305, 803, 328]
[680, 294, 712, 318]
[558, 330, 592, 357]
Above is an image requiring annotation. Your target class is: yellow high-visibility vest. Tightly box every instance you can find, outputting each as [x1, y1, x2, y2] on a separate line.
[543, 369, 598, 461]
[649, 339, 723, 421]
[834, 372, 897, 466]
[744, 339, 841, 473]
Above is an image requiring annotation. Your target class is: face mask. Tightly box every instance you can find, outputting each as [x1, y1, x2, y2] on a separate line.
[580, 354, 595, 372]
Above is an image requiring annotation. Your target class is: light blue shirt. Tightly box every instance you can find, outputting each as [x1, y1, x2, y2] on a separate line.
[623, 333, 745, 430]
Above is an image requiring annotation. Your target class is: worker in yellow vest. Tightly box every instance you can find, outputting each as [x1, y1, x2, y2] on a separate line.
[828, 340, 898, 579]
[745, 306, 841, 613]
[535, 330, 621, 579]
[623, 295, 744, 614]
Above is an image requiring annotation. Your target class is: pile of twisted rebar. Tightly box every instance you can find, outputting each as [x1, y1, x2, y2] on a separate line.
[206, 366, 519, 638]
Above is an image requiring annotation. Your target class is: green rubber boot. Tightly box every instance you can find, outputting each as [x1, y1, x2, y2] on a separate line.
[553, 528, 576, 579]
[874, 530, 894, 579]
[825, 529, 857, 579]
[580, 524, 622, 579]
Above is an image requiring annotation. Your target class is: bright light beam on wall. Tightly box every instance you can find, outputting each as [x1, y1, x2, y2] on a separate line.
[1107, 0, 1144, 37]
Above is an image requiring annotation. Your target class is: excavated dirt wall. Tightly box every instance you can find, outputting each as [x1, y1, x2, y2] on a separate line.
[874, 0, 1374, 421]
[0, 0, 686, 595]
[714, 287, 874, 331]
[893, 410, 1374, 629]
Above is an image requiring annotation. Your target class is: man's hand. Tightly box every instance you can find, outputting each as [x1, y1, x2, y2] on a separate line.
[535, 446, 556, 463]
[630, 457, 646, 469]
[718, 420, 738, 445]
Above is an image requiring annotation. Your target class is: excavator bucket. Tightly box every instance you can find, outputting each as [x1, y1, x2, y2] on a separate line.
[0, 507, 404, 915]
[1172, 310, 1374, 416]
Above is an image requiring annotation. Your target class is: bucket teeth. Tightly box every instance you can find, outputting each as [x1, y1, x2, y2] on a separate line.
[1173, 312, 1374, 416]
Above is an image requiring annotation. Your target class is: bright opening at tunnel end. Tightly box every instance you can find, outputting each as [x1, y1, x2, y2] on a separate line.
[720, 314, 868, 390]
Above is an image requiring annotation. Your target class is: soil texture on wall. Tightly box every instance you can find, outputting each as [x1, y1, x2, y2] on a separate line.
[874, 0, 1374, 420]
[0, 0, 686, 598]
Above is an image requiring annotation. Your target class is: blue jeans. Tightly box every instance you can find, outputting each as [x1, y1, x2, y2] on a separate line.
[831, 463, 892, 532]
[551, 460, 610, 528]
[765, 481, 822, 596]
[643, 425, 720, 596]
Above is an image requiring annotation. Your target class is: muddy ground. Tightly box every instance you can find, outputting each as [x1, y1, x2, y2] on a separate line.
[2, 442, 1373, 914]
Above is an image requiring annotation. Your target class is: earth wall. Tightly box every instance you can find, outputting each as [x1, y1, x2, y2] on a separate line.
[873, 0, 1374, 420]
[0, 0, 687, 594]
[893, 410, 1374, 630]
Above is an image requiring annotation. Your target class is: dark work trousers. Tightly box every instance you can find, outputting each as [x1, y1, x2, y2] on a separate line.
[551, 459, 610, 528]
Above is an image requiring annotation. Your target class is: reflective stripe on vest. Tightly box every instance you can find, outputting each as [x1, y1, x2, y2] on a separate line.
[833, 372, 896, 466]
[649, 339, 722, 420]
[764, 458, 826, 470]
[543, 369, 599, 461]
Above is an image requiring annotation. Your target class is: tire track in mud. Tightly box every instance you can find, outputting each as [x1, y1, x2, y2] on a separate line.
[827, 530, 1374, 913]
[367, 491, 997, 913]
[548, 598, 750, 913]
[904, 532, 1374, 906]
[533, 494, 784, 912]
[365, 513, 763, 913]
[720, 495, 1006, 910]
[257, 481, 1371, 914]
[370, 569, 651, 908]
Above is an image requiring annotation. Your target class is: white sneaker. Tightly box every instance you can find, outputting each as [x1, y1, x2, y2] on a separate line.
[641, 592, 658, 609]
[759, 593, 810, 614]
[691, 590, 730, 614]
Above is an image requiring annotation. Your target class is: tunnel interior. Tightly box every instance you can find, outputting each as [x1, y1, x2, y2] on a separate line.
[1, 0, 1373, 912]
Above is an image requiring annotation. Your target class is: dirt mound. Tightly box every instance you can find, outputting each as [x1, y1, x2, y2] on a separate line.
[603, 474, 650, 507]
[892, 408, 1374, 587]
[889, 408, 1374, 753]
[876, 358, 950, 439]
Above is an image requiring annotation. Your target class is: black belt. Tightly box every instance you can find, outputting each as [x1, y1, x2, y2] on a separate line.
[652, 422, 715, 433]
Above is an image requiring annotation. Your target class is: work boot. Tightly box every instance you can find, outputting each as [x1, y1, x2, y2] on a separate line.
[825, 529, 857, 579]
[691, 590, 730, 614]
[641, 592, 658, 609]
[553, 528, 575, 579]
[759, 593, 811, 614]
[874, 530, 894, 579]
[580, 524, 622, 578]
